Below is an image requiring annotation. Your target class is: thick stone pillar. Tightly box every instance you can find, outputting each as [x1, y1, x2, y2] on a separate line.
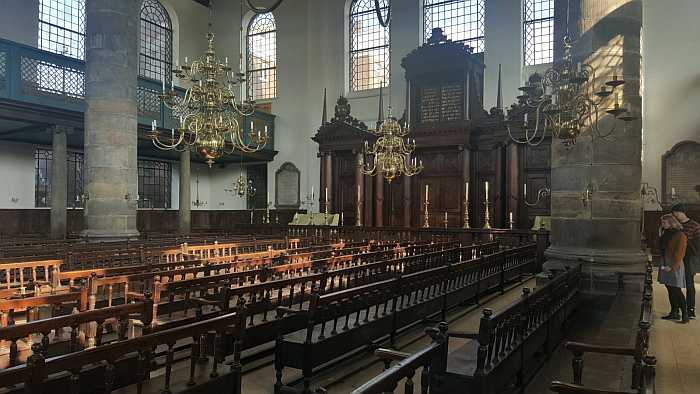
[50, 126, 68, 239]
[82, 0, 140, 240]
[545, 0, 645, 277]
[179, 149, 191, 234]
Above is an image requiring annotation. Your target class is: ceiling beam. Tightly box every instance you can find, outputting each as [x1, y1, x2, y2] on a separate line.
[191, 0, 210, 7]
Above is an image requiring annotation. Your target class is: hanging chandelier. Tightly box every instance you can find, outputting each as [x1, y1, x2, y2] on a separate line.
[359, 3, 421, 184]
[360, 106, 422, 183]
[226, 173, 256, 199]
[149, 30, 268, 167]
[507, 34, 637, 147]
[225, 158, 256, 199]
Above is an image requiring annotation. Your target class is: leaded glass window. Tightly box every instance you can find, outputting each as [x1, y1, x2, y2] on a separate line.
[524, 0, 554, 66]
[349, 0, 390, 92]
[138, 159, 172, 209]
[247, 13, 277, 100]
[38, 0, 86, 60]
[140, 0, 173, 83]
[423, 0, 485, 53]
[35, 148, 84, 208]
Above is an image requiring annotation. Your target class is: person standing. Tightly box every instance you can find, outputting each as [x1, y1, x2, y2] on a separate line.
[671, 203, 700, 319]
[658, 214, 689, 323]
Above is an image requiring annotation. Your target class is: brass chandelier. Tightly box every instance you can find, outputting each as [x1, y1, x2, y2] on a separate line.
[226, 157, 256, 199]
[149, 30, 268, 167]
[359, 2, 422, 184]
[507, 34, 636, 147]
[360, 106, 422, 183]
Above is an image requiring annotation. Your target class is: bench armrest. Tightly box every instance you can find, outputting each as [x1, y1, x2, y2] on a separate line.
[447, 330, 480, 340]
[550, 381, 634, 394]
[375, 348, 411, 362]
[565, 342, 636, 356]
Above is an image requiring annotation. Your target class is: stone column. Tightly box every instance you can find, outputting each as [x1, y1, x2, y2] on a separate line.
[82, 0, 140, 240]
[50, 126, 69, 239]
[545, 0, 645, 277]
[179, 149, 191, 234]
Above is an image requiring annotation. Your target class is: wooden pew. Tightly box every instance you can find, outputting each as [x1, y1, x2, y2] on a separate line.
[0, 303, 245, 394]
[0, 287, 88, 328]
[0, 259, 63, 296]
[0, 296, 153, 368]
[273, 243, 536, 394]
[351, 264, 581, 394]
[550, 263, 655, 394]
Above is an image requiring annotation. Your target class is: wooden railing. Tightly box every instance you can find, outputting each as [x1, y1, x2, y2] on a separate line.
[352, 264, 581, 394]
[550, 262, 655, 394]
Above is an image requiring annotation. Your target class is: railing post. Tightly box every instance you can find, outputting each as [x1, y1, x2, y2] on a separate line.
[474, 308, 493, 377]
[25, 343, 46, 394]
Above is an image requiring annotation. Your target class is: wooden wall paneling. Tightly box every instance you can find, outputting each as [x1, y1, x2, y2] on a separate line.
[506, 143, 521, 229]
[384, 178, 405, 227]
[334, 152, 357, 224]
[523, 142, 551, 227]
[475, 148, 497, 228]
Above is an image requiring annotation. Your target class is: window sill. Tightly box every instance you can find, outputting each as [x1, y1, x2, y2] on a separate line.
[346, 87, 388, 100]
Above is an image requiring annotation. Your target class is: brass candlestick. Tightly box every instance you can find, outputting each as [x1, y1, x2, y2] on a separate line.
[483, 200, 492, 229]
[423, 198, 430, 228]
[462, 198, 470, 229]
[265, 202, 271, 224]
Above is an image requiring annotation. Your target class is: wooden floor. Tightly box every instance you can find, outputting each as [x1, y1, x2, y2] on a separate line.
[650, 274, 700, 394]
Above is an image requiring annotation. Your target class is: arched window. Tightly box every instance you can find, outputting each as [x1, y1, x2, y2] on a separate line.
[247, 13, 277, 100]
[423, 0, 485, 53]
[139, 0, 173, 82]
[38, 0, 86, 60]
[349, 0, 390, 92]
[523, 0, 553, 65]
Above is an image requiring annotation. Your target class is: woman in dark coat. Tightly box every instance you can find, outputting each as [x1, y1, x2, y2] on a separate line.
[658, 214, 689, 323]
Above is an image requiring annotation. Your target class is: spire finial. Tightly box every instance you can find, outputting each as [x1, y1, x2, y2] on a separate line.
[496, 64, 503, 110]
[321, 88, 328, 125]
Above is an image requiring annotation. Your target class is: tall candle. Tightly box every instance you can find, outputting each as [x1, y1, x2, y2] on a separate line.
[425, 184, 429, 201]
[357, 184, 361, 201]
[485, 181, 489, 199]
[444, 211, 448, 221]
[509, 211, 513, 223]
[465, 182, 469, 201]
[267, 192, 270, 205]
[311, 186, 314, 200]
[672, 187, 677, 197]
[325, 187, 329, 204]
[524, 183, 527, 198]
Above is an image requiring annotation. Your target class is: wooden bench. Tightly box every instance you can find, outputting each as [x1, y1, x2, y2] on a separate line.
[550, 262, 655, 394]
[273, 243, 536, 394]
[351, 264, 581, 394]
[0, 259, 63, 296]
[0, 295, 153, 368]
[0, 302, 245, 394]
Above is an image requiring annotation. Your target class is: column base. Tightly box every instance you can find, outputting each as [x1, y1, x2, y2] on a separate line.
[544, 245, 647, 294]
[80, 229, 141, 242]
